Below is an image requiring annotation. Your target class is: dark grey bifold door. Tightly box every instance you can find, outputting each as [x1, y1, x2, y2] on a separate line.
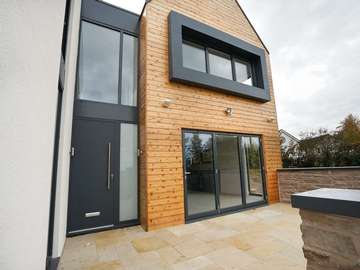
[68, 119, 118, 233]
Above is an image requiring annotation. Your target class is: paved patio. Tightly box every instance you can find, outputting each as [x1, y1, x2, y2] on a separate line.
[59, 203, 306, 270]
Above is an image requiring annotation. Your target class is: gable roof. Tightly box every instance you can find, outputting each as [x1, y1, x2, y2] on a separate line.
[234, 1, 269, 54]
[140, 0, 270, 54]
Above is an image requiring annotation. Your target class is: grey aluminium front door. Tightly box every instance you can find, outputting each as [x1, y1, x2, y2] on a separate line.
[68, 119, 118, 234]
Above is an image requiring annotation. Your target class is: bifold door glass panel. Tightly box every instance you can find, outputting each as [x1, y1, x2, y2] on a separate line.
[241, 137, 264, 203]
[78, 21, 120, 104]
[182, 42, 206, 72]
[121, 34, 138, 107]
[119, 123, 138, 221]
[235, 59, 253, 86]
[208, 51, 233, 80]
[184, 132, 217, 216]
[215, 135, 242, 209]
[183, 131, 266, 220]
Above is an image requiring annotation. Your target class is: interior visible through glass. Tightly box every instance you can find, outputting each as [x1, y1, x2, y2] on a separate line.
[241, 137, 264, 203]
[121, 34, 138, 106]
[215, 135, 242, 209]
[78, 21, 120, 104]
[208, 51, 233, 80]
[119, 123, 138, 222]
[235, 59, 253, 86]
[184, 132, 216, 216]
[182, 42, 207, 72]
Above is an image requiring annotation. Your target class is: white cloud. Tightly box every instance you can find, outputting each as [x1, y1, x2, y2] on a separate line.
[103, 0, 360, 136]
[240, 0, 360, 136]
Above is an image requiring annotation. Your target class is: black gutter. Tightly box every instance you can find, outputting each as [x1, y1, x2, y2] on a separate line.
[138, 0, 152, 23]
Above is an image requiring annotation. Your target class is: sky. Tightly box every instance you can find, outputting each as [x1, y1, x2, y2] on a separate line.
[105, 0, 360, 137]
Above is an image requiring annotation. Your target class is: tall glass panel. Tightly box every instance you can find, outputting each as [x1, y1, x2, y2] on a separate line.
[208, 50, 233, 80]
[121, 34, 138, 106]
[78, 21, 120, 104]
[119, 123, 138, 221]
[215, 135, 242, 209]
[241, 136, 264, 203]
[184, 132, 216, 216]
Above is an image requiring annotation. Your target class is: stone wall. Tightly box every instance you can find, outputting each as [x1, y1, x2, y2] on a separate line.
[278, 167, 360, 202]
[300, 209, 360, 269]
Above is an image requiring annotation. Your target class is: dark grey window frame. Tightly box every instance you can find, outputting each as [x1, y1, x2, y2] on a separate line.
[75, 19, 139, 123]
[181, 128, 268, 223]
[169, 11, 271, 102]
[67, 0, 141, 237]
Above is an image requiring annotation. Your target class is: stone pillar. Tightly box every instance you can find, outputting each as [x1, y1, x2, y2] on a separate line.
[291, 188, 360, 270]
[300, 209, 360, 269]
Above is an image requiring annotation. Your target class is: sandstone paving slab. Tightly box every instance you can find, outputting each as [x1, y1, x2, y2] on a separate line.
[59, 203, 306, 270]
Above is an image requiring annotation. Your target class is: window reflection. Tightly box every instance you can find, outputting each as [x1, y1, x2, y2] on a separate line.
[235, 59, 253, 86]
[184, 132, 216, 216]
[241, 137, 264, 203]
[121, 34, 138, 106]
[208, 50, 233, 80]
[182, 42, 207, 72]
[78, 21, 120, 104]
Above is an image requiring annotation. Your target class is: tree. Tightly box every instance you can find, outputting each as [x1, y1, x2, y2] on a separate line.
[281, 114, 360, 167]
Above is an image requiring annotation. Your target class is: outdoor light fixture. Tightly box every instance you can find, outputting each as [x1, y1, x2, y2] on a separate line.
[266, 117, 275, 123]
[225, 107, 233, 116]
[162, 98, 173, 108]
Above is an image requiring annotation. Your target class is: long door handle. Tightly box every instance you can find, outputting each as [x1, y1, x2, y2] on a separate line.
[107, 142, 111, 190]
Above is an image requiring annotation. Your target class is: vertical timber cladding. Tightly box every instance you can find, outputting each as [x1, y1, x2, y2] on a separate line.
[139, 0, 282, 230]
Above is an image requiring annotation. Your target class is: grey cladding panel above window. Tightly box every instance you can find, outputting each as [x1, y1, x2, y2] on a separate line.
[168, 11, 271, 102]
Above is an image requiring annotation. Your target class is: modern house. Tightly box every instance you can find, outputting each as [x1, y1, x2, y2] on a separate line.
[0, 0, 282, 269]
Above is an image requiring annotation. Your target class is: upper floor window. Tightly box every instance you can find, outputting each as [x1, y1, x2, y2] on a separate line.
[208, 49, 233, 80]
[121, 34, 138, 106]
[181, 40, 254, 86]
[77, 21, 138, 106]
[169, 11, 270, 102]
[78, 21, 120, 104]
[182, 42, 206, 73]
[235, 58, 253, 86]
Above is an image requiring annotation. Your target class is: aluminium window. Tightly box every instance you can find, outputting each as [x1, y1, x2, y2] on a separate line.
[208, 49, 233, 80]
[77, 21, 138, 107]
[235, 58, 253, 86]
[182, 41, 207, 73]
[169, 11, 270, 102]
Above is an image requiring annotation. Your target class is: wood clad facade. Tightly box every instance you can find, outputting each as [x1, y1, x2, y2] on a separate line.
[139, 0, 282, 231]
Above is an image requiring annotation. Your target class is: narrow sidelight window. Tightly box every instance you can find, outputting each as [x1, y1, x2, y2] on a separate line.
[121, 34, 138, 107]
[208, 50, 233, 80]
[78, 21, 120, 104]
[235, 59, 253, 86]
[182, 42, 206, 72]
[119, 123, 138, 222]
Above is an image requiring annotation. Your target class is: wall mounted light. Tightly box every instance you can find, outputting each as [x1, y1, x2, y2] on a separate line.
[225, 107, 233, 116]
[162, 98, 173, 108]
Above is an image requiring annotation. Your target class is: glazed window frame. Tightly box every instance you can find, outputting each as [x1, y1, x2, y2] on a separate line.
[168, 11, 270, 102]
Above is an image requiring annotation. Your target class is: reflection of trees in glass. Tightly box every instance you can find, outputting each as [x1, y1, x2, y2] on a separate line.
[185, 133, 213, 166]
[244, 137, 263, 195]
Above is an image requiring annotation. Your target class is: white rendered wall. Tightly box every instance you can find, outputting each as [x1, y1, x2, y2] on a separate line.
[52, 0, 81, 258]
[0, 1, 66, 269]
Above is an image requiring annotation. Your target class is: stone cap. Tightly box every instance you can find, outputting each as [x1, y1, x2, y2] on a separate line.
[291, 188, 360, 218]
